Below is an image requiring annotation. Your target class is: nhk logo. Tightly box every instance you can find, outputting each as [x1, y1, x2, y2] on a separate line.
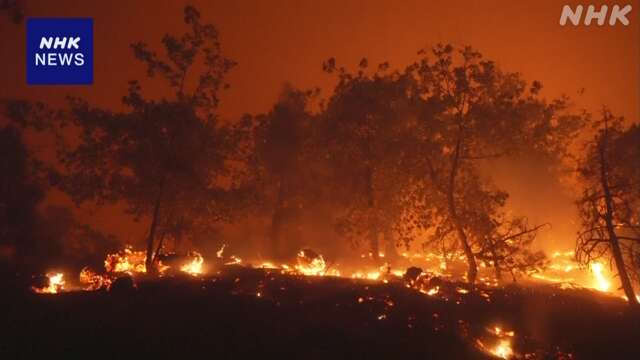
[27, 18, 93, 85]
[560, 4, 632, 26]
[36, 37, 84, 66]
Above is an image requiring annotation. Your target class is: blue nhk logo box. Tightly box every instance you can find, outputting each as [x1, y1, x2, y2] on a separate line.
[27, 18, 93, 85]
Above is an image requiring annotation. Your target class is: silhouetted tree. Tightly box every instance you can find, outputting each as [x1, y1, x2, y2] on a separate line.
[476, 216, 548, 282]
[321, 59, 417, 262]
[3, 92, 125, 274]
[576, 110, 639, 307]
[247, 86, 319, 259]
[408, 45, 582, 284]
[34, 205, 120, 270]
[57, 6, 241, 273]
[0, 125, 43, 270]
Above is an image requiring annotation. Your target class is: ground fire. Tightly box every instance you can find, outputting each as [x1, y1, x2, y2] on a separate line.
[2, 2, 639, 359]
[25, 243, 637, 359]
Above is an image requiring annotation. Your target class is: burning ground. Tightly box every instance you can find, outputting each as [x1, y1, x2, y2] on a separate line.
[2, 4, 639, 359]
[3, 247, 639, 359]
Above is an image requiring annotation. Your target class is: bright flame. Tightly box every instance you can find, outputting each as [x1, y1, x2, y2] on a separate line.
[105, 247, 147, 274]
[351, 271, 381, 280]
[181, 252, 204, 276]
[552, 250, 574, 258]
[216, 244, 226, 258]
[590, 262, 610, 292]
[492, 340, 513, 359]
[80, 267, 111, 290]
[295, 250, 327, 276]
[419, 286, 439, 296]
[490, 326, 515, 338]
[621, 295, 640, 302]
[225, 255, 242, 265]
[34, 272, 65, 294]
[530, 250, 619, 295]
[477, 325, 516, 359]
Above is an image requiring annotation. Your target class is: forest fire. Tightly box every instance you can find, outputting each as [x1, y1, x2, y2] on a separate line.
[32, 272, 65, 294]
[31, 243, 626, 307]
[527, 250, 620, 297]
[3, 3, 639, 358]
[29, 245, 625, 321]
[33, 248, 210, 292]
[22, 244, 638, 358]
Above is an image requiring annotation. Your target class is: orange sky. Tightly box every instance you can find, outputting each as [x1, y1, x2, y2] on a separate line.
[1, 0, 638, 247]
[2, 0, 638, 118]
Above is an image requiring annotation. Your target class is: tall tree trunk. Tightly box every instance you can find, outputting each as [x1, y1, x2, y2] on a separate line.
[383, 224, 399, 261]
[490, 247, 503, 282]
[145, 180, 165, 275]
[369, 228, 380, 262]
[448, 130, 478, 284]
[152, 231, 166, 264]
[174, 216, 185, 252]
[269, 179, 286, 260]
[599, 137, 639, 307]
[365, 166, 380, 262]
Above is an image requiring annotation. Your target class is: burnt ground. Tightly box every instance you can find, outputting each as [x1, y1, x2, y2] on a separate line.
[1, 266, 639, 359]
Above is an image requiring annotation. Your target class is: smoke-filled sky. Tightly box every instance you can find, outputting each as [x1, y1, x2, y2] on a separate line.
[1, 0, 638, 249]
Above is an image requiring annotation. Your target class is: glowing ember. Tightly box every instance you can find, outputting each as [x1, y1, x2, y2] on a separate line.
[391, 269, 404, 277]
[590, 262, 610, 292]
[490, 326, 515, 337]
[34, 272, 65, 294]
[419, 286, 439, 296]
[530, 273, 575, 284]
[324, 268, 341, 276]
[260, 262, 277, 269]
[181, 252, 204, 276]
[80, 267, 111, 290]
[225, 255, 242, 265]
[351, 271, 381, 280]
[367, 271, 381, 280]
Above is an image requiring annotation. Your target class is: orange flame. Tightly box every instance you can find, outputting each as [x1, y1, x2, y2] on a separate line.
[34, 272, 65, 294]
[181, 252, 204, 276]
